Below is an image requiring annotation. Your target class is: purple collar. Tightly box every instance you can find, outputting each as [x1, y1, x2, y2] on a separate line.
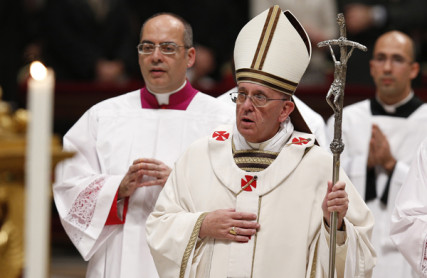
[140, 81, 198, 110]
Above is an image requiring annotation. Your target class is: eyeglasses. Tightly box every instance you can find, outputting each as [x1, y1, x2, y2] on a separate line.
[371, 55, 413, 67]
[230, 92, 288, 107]
[137, 42, 187, 55]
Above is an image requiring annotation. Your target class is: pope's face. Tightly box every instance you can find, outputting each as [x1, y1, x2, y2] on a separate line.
[236, 82, 294, 143]
[138, 15, 195, 93]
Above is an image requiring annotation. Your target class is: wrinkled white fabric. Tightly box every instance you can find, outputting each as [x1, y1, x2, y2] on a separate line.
[391, 138, 427, 278]
[326, 99, 427, 278]
[53, 90, 235, 278]
[146, 124, 376, 278]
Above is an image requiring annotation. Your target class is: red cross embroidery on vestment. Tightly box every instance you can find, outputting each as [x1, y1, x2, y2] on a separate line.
[212, 131, 230, 141]
[241, 175, 257, 192]
[291, 137, 311, 145]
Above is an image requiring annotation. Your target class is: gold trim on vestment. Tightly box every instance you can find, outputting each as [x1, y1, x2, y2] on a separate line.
[310, 239, 319, 278]
[180, 212, 208, 278]
[233, 146, 279, 157]
[233, 142, 279, 172]
[250, 196, 262, 277]
[234, 156, 276, 165]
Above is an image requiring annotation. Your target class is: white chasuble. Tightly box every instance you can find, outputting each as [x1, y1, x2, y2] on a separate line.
[146, 125, 376, 278]
[54, 90, 235, 278]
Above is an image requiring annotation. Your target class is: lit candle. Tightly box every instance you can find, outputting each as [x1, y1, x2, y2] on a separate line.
[24, 61, 54, 278]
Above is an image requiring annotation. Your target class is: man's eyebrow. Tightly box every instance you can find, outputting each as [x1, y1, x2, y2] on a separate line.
[251, 89, 267, 95]
[374, 53, 386, 57]
[391, 54, 405, 59]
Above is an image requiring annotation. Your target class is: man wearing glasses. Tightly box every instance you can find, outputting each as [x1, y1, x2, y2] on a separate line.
[326, 30, 427, 277]
[218, 90, 329, 148]
[53, 13, 234, 278]
[146, 6, 375, 277]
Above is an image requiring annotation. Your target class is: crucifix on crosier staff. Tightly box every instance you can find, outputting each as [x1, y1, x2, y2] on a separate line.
[317, 13, 367, 278]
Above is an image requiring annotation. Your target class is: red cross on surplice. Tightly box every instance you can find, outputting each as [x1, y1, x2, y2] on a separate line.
[212, 131, 230, 141]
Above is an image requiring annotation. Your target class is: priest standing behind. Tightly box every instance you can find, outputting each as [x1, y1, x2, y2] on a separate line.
[53, 13, 235, 278]
[146, 6, 376, 278]
[326, 30, 427, 278]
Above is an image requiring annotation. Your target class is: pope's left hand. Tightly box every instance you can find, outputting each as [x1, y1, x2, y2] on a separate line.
[322, 181, 349, 230]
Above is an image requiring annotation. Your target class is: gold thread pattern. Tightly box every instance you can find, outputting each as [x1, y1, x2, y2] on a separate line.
[250, 196, 262, 277]
[236, 69, 297, 95]
[310, 239, 319, 278]
[179, 212, 208, 278]
[233, 148, 278, 172]
[252, 6, 280, 70]
[251, 7, 273, 69]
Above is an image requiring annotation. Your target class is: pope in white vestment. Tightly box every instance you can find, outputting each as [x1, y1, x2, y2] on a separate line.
[391, 138, 427, 278]
[326, 75, 427, 277]
[53, 81, 235, 278]
[147, 6, 376, 278]
[146, 124, 375, 278]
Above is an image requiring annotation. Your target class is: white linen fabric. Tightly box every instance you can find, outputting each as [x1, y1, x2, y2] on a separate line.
[232, 117, 294, 152]
[146, 124, 376, 278]
[391, 138, 427, 278]
[53, 89, 235, 278]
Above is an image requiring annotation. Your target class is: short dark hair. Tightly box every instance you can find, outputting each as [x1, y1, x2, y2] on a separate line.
[140, 13, 193, 48]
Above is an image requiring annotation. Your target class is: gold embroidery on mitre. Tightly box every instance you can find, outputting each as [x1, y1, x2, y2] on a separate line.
[251, 5, 281, 70]
[236, 68, 297, 95]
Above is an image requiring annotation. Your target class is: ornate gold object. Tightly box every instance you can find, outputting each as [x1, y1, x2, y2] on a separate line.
[229, 227, 237, 235]
[0, 88, 74, 278]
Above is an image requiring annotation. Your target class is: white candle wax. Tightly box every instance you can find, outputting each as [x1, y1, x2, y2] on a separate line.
[24, 61, 55, 278]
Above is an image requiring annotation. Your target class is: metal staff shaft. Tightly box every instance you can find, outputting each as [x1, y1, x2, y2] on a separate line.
[317, 13, 366, 278]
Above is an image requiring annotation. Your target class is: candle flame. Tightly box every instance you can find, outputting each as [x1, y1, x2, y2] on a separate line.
[30, 61, 47, 81]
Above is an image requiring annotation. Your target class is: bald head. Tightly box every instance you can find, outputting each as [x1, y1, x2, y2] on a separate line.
[374, 31, 415, 61]
[370, 30, 420, 104]
[140, 13, 193, 48]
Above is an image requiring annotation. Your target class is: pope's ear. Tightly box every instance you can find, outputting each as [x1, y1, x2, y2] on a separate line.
[186, 47, 196, 68]
[279, 100, 294, 123]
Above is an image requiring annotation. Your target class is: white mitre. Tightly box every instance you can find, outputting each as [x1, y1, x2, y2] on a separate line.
[234, 5, 314, 134]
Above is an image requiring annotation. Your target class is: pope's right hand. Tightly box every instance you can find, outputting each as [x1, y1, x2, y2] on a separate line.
[199, 209, 260, 242]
